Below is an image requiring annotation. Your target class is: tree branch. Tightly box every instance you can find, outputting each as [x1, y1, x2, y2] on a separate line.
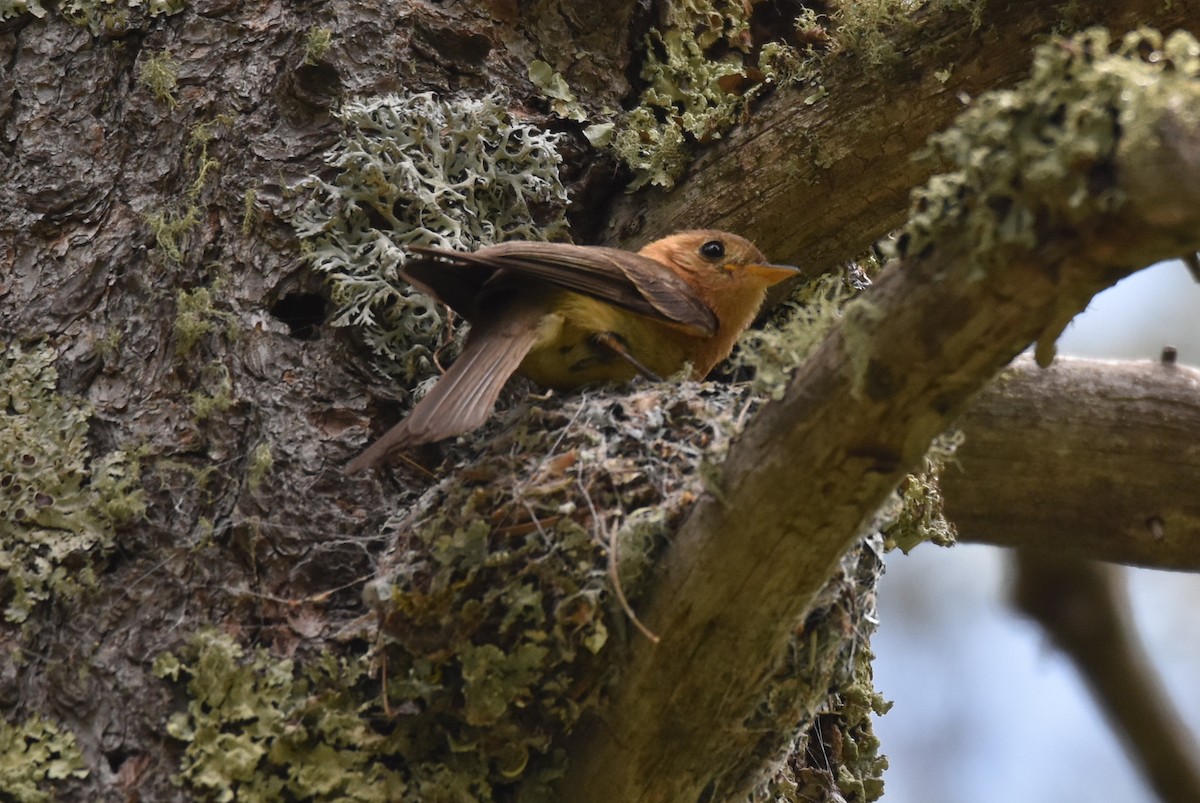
[1012, 553, 1200, 803]
[560, 33, 1200, 803]
[947, 356, 1200, 570]
[602, 0, 1200, 268]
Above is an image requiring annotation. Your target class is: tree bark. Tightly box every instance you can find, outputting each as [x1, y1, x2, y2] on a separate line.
[559, 36, 1200, 802]
[948, 356, 1200, 570]
[602, 0, 1200, 267]
[4, 2, 1200, 802]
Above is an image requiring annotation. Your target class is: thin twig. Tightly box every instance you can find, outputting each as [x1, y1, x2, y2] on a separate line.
[576, 479, 660, 644]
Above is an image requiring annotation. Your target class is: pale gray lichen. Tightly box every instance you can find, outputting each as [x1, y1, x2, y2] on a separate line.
[0, 342, 145, 623]
[831, 0, 922, 69]
[0, 0, 46, 20]
[894, 27, 1190, 271]
[291, 92, 569, 382]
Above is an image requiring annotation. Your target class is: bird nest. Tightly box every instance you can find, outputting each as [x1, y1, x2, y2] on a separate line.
[360, 371, 898, 800]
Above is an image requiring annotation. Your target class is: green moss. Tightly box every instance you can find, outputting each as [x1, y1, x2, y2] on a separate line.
[0, 342, 145, 624]
[242, 187, 260, 236]
[893, 27, 1200, 363]
[609, 0, 819, 189]
[138, 50, 180, 107]
[174, 285, 236, 356]
[145, 118, 230, 267]
[734, 267, 873, 400]
[174, 287, 218, 355]
[291, 91, 568, 383]
[0, 716, 88, 802]
[246, 443, 273, 492]
[173, 274, 239, 421]
[881, 432, 961, 553]
[187, 363, 235, 422]
[154, 629, 407, 802]
[353, 384, 768, 800]
[145, 206, 199, 264]
[2, 0, 182, 29]
[303, 25, 333, 65]
[186, 116, 231, 201]
[95, 327, 122, 360]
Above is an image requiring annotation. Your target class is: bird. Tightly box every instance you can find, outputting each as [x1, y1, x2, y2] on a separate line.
[345, 230, 799, 473]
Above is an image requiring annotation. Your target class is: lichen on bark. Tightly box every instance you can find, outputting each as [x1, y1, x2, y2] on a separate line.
[0, 342, 145, 624]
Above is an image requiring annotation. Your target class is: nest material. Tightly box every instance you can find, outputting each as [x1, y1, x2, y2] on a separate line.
[364, 374, 894, 800]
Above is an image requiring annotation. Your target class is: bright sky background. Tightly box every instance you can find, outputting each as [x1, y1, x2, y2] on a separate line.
[874, 260, 1200, 803]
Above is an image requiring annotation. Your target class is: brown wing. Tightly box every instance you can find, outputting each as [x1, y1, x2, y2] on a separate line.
[404, 242, 718, 336]
[344, 301, 544, 473]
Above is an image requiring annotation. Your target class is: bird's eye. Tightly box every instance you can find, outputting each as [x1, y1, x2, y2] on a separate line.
[699, 240, 725, 260]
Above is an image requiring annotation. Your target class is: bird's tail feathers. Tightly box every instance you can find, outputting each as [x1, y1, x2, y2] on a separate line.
[345, 307, 542, 474]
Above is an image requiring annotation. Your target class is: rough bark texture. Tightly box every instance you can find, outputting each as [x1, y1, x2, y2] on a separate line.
[1, 2, 649, 800]
[2, 1, 1199, 802]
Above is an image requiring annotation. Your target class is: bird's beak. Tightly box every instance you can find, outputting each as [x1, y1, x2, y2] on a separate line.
[745, 263, 802, 285]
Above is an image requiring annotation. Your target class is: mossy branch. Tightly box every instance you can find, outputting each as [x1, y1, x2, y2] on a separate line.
[559, 30, 1200, 802]
[600, 0, 1200, 271]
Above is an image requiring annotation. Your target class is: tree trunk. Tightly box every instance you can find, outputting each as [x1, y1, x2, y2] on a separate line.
[3, 2, 1199, 801]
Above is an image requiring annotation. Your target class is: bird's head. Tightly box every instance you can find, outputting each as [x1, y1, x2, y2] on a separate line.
[639, 230, 799, 326]
[640, 230, 798, 291]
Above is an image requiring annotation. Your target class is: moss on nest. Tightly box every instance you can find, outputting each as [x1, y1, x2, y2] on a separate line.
[735, 265, 873, 400]
[154, 258, 946, 798]
[151, 382, 766, 801]
[755, 538, 891, 803]
[355, 264, 907, 798]
[366, 380, 761, 799]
